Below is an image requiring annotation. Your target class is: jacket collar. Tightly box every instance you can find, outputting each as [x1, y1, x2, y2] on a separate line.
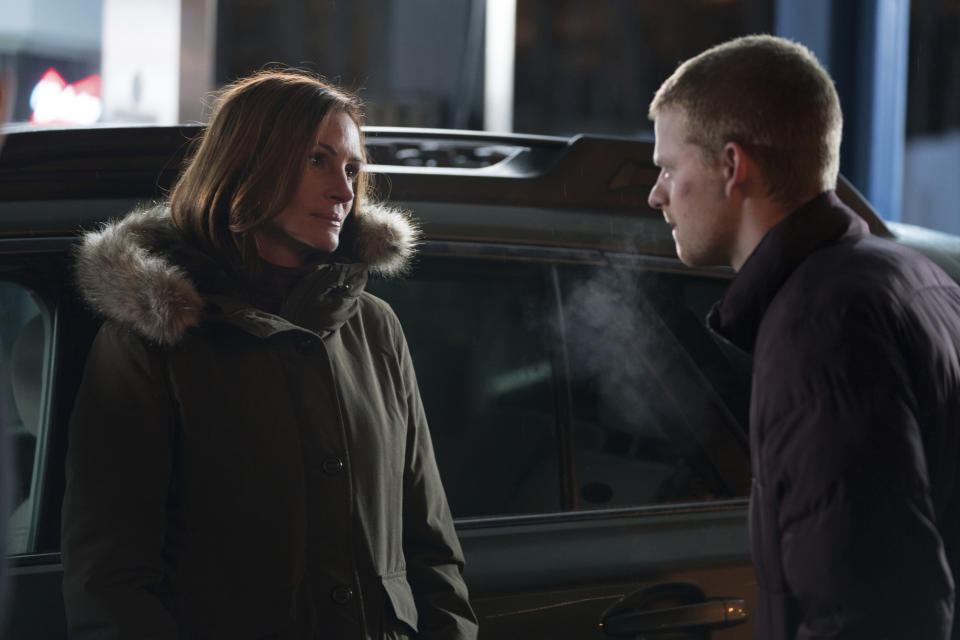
[75, 203, 420, 345]
[707, 191, 869, 354]
[202, 262, 369, 341]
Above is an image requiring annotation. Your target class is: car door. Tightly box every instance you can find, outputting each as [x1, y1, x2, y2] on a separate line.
[367, 240, 756, 639]
[0, 238, 99, 639]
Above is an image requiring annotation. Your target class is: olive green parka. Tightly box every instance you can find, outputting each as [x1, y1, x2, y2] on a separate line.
[62, 204, 478, 639]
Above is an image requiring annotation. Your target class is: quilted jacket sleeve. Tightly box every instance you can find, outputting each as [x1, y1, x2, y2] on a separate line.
[394, 321, 479, 640]
[758, 303, 954, 639]
[61, 323, 179, 639]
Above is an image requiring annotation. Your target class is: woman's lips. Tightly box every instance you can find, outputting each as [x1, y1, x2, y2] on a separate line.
[310, 213, 343, 226]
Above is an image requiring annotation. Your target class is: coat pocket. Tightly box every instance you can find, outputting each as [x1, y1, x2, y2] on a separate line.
[381, 571, 419, 634]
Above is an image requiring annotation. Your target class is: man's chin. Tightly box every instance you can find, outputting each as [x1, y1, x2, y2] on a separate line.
[676, 246, 724, 269]
[675, 242, 696, 267]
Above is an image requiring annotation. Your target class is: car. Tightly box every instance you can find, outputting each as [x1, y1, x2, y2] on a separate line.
[2, 124, 958, 639]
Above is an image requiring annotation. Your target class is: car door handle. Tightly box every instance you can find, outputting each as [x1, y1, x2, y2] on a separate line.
[600, 597, 748, 635]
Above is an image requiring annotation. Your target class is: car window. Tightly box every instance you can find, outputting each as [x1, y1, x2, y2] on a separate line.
[367, 255, 562, 518]
[369, 248, 752, 520]
[558, 264, 751, 509]
[0, 281, 51, 555]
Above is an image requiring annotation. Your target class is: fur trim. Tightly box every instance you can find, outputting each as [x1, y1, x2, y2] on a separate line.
[353, 204, 421, 277]
[75, 205, 204, 346]
[75, 202, 420, 346]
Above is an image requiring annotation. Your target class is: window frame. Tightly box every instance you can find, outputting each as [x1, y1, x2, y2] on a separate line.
[406, 240, 750, 528]
[0, 238, 69, 557]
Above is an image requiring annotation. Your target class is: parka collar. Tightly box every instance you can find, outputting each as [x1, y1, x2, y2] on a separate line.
[75, 203, 420, 345]
[707, 191, 869, 354]
[204, 262, 369, 340]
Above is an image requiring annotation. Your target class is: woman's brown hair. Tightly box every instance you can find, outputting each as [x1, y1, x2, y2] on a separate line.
[170, 68, 368, 269]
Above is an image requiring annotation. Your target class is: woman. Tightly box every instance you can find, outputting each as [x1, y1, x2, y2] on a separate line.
[61, 69, 478, 639]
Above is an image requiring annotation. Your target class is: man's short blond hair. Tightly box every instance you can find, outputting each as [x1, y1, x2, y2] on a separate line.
[649, 34, 842, 206]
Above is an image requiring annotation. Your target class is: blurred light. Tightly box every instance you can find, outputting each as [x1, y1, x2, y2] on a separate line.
[29, 68, 103, 126]
[484, 0, 516, 132]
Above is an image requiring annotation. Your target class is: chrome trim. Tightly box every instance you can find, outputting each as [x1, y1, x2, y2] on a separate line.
[454, 498, 749, 530]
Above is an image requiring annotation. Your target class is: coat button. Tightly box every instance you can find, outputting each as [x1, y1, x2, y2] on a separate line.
[331, 585, 353, 604]
[321, 457, 344, 475]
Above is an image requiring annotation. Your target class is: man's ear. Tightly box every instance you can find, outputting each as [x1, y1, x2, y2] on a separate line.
[721, 141, 749, 198]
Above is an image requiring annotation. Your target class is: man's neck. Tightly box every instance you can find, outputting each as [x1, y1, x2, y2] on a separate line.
[730, 197, 797, 271]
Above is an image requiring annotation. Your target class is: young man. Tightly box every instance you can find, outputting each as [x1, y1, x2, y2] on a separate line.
[647, 34, 960, 639]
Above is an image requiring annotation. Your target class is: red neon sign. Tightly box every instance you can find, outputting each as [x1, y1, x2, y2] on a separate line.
[29, 68, 103, 125]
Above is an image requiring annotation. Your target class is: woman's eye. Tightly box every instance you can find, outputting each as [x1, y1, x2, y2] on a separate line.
[345, 164, 359, 178]
[310, 152, 325, 166]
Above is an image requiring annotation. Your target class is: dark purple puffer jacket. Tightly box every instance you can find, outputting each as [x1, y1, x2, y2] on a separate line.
[709, 191, 960, 640]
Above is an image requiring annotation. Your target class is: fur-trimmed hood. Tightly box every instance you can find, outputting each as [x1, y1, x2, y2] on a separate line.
[75, 203, 421, 345]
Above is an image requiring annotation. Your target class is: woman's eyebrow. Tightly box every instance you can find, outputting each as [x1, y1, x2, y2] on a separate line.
[314, 142, 364, 163]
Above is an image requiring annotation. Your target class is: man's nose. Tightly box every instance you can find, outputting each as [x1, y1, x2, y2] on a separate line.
[648, 181, 666, 210]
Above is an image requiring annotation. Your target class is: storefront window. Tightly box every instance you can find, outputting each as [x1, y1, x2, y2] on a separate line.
[902, 0, 960, 234]
[0, 0, 957, 229]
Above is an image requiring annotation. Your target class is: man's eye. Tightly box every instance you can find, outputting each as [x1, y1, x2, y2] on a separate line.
[661, 169, 671, 181]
